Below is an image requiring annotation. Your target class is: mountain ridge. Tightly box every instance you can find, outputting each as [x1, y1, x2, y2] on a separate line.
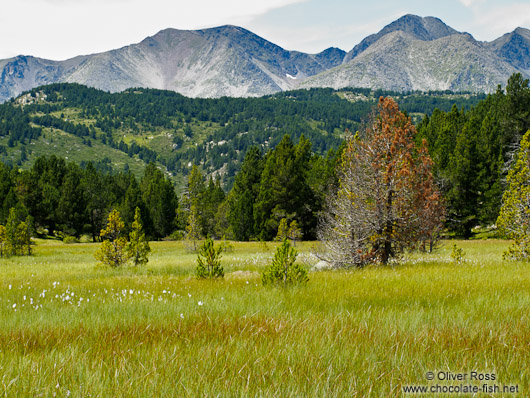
[300, 29, 520, 93]
[1, 15, 529, 102]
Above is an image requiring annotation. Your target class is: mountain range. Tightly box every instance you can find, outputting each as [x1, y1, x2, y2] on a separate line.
[1, 14, 529, 102]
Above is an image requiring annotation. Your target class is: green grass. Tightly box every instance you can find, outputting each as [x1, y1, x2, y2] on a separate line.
[0, 240, 528, 397]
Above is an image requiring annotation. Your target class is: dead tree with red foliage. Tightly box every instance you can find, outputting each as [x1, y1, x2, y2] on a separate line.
[318, 97, 444, 266]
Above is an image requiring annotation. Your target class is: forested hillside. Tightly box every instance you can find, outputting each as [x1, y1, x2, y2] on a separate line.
[2, 77, 528, 241]
[0, 83, 484, 189]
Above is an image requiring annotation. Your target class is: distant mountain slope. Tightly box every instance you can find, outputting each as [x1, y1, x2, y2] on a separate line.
[0, 26, 345, 102]
[300, 15, 522, 93]
[343, 14, 459, 63]
[486, 27, 530, 73]
[0, 55, 85, 104]
[1, 15, 530, 101]
[0, 84, 485, 189]
[300, 31, 519, 92]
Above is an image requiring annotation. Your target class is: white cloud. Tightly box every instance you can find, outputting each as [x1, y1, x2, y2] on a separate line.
[0, 0, 308, 60]
[459, 0, 479, 7]
[251, 13, 402, 53]
[467, 3, 530, 40]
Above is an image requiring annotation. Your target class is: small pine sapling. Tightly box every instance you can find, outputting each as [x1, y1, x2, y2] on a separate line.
[95, 209, 129, 267]
[127, 207, 150, 266]
[262, 239, 308, 285]
[196, 237, 224, 278]
[450, 244, 466, 264]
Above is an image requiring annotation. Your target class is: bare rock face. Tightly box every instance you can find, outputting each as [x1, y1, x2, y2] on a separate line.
[343, 14, 459, 63]
[0, 26, 345, 102]
[486, 27, 530, 73]
[300, 30, 520, 93]
[1, 15, 529, 102]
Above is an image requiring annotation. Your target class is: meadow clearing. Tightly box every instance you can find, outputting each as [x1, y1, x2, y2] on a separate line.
[0, 239, 528, 397]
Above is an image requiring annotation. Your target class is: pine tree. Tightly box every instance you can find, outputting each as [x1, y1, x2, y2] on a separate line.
[127, 207, 150, 266]
[81, 162, 109, 242]
[262, 240, 308, 285]
[288, 220, 302, 246]
[5, 207, 18, 256]
[202, 176, 225, 237]
[254, 135, 314, 240]
[15, 220, 30, 256]
[177, 165, 205, 232]
[94, 209, 129, 267]
[497, 130, 530, 260]
[0, 225, 7, 257]
[196, 237, 224, 278]
[228, 147, 263, 241]
[57, 164, 86, 237]
[140, 163, 178, 239]
[186, 203, 202, 251]
[275, 218, 289, 241]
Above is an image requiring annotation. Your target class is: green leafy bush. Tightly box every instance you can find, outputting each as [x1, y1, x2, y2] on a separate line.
[262, 240, 308, 285]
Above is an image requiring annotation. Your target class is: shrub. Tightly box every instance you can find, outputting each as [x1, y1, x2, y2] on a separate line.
[450, 244, 466, 264]
[63, 236, 80, 244]
[196, 238, 224, 278]
[262, 240, 308, 285]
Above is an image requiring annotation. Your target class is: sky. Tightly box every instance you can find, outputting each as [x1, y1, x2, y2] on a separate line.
[1, 0, 530, 60]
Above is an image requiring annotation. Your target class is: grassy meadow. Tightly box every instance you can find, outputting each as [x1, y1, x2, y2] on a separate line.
[0, 239, 529, 397]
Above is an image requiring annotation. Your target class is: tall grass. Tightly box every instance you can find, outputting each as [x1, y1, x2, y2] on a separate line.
[0, 240, 528, 396]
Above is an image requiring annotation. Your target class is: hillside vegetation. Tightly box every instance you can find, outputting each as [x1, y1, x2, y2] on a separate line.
[0, 83, 484, 189]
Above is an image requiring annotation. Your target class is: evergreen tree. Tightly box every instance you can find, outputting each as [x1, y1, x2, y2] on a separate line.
[94, 209, 129, 267]
[31, 155, 67, 236]
[254, 135, 315, 240]
[0, 163, 17, 223]
[15, 220, 31, 256]
[5, 208, 18, 256]
[201, 176, 225, 237]
[196, 237, 224, 278]
[127, 207, 150, 266]
[185, 203, 202, 251]
[140, 163, 178, 239]
[121, 175, 149, 235]
[262, 240, 307, 285]
[228, 146, 263, 241]
[57, 164, 86, 237]
[497, 130, 530, 260]
[275, 218, 289, 241]
[0, 225, 6, 257]
[176, 165, 205, 231]
[81, 162, 110, 242]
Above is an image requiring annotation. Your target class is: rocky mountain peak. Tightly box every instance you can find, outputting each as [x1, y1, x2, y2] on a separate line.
[487, 27, 530, 71]
[343, 14, 460, 63]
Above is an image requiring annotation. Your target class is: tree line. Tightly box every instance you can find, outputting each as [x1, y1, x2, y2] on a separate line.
[0, 133, 336, 243]
[1, 83, 484, 189]
[416, 73, 530, 237]
[0, 157, 177, 241]
[1, 74, 529, 247]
